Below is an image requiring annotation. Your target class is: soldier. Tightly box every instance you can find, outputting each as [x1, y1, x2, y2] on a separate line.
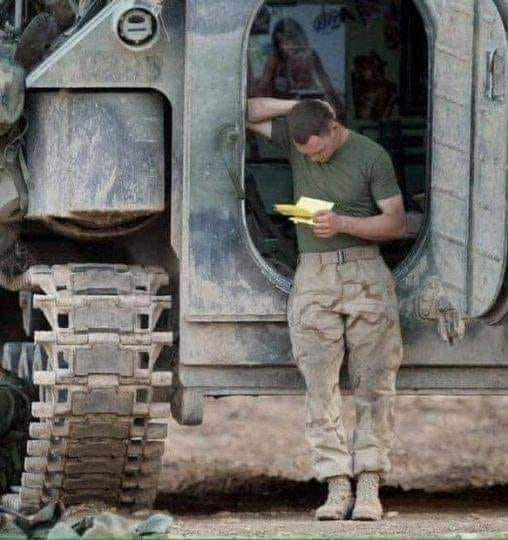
[247, 98, 406, 521]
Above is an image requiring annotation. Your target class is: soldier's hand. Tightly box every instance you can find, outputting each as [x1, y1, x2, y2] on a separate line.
[312, 211, 343, 238]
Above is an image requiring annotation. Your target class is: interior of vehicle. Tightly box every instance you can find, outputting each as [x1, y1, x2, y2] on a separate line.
[246, 0, 429, 277]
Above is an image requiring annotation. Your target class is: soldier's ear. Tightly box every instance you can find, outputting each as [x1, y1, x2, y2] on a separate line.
[329, 120, 339, 132]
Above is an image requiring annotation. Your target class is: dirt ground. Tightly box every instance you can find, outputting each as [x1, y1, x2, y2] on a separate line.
[149, 394, 508, 537]
[169, 502, 508, 539]
[156, 481, 508, 538]
[161, 395, 508, 493]
[61, 486, 508, 538]
[37, 395, 508, 538]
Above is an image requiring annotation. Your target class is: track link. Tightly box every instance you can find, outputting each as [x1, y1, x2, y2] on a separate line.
[19, 264, 173, 511]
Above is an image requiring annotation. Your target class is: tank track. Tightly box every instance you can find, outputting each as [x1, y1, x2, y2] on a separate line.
[17, 264, 173, 512]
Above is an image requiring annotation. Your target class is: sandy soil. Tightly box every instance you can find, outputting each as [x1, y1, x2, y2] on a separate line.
[170, 508, 508, 538]
[160, 395, 508, 493]
[52, 395, 508, 538]
[62, 488, 508, 539]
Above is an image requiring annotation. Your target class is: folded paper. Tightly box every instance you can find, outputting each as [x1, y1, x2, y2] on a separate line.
[275, 197, 334, 226]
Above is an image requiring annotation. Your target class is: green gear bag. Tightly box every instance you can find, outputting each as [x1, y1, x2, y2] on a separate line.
[0, 125, 30, 266]
[0, 372, 33, 494]
[37, 0, 76, 30]
[0, 136, 29, 224]
[0, 55, 27, 229]
[0, 58, 24, 137]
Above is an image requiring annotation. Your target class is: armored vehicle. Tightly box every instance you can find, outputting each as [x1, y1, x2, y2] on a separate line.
[0, 0, 505, 512]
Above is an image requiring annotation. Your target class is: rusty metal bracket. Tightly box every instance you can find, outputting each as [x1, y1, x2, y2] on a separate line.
[418, 279, 467, 345]
[486, 48, 505, 102]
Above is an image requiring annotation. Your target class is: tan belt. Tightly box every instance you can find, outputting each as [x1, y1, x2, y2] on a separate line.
[298, 245, 380, 265]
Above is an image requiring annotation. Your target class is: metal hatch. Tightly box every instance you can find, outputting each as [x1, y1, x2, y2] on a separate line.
[431, 0, 507, 318]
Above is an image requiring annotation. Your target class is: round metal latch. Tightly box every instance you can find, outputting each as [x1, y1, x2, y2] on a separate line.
[114, 4, 160, 50]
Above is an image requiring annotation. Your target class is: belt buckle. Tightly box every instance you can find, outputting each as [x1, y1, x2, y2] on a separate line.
[337, 250, 346, 265]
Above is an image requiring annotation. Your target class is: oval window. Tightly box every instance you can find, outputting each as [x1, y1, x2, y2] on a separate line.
[245, 0, 430, 283]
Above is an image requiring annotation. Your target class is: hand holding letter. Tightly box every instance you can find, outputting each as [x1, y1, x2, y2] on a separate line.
[312, 211, 344, 239]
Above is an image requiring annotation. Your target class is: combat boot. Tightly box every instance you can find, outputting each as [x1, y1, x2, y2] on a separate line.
[352, 472, 383, 521]
[315, 475, 354, 520]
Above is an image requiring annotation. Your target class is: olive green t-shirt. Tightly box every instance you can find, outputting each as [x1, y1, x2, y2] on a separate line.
[272, 118, 401, 253]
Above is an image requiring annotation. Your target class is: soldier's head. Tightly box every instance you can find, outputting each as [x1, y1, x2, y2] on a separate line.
[287, 100, 342, 164]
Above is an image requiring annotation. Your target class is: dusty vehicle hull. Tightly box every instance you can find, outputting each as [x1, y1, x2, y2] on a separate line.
[20, 0, 508, 428]
[172, 0, 508, 421]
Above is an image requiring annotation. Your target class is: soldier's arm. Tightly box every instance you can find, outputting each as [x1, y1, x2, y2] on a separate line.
[247, 98, 298, 139]
[247, 120, 273, 139]
[313, 195, 407, 241]
[247, 98, 298, 123]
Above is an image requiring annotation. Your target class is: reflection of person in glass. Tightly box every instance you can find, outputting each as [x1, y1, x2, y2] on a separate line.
[252, 18, 345, 120]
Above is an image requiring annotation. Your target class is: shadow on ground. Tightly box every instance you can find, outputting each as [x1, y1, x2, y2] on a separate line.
[155, 476, 508, 515]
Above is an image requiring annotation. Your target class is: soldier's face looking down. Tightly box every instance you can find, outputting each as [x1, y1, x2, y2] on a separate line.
[294, 121, 342, 164]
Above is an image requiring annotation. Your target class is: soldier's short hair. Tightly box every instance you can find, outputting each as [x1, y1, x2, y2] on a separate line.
[287, 100, 334, 145]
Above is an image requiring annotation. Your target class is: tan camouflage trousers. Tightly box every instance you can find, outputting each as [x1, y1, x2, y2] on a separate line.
[287, 250, 403, 480]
